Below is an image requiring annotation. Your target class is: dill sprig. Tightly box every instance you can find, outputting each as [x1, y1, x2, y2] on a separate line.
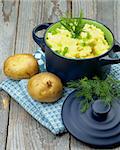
[60, 10, 84, 38]
[67, 76, 120, 112]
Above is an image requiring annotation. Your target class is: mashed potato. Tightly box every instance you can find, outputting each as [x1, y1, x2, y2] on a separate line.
[46, 24, 109, 59]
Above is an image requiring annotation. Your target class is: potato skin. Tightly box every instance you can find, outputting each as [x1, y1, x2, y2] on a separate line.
[4, 54, 39, 80]
[27, 72, 63, 103]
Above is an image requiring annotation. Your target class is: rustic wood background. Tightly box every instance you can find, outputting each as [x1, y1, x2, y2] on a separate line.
[0, 0, 120, 149]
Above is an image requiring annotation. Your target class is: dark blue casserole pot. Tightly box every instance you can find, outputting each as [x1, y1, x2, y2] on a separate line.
[32, 19, 120, 82]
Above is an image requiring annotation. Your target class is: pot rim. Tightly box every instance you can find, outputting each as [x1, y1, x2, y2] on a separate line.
[44, 18, 115, 61]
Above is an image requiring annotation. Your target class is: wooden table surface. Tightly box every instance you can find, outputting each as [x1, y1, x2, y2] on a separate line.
[0, 0, 120, 150]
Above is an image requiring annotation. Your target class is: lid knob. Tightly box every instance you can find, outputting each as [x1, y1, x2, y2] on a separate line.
[92, 100, 111, 121]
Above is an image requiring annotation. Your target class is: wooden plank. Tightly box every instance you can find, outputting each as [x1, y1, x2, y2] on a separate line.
[0, 0, 19, 150]
[0, 0, 20, 81]
[0, 91, 10, 150]
[113, 0, 120, 41]
[71, 1, 97, 149]
[96, 0, 114, 34]
[72, 0, 96, 19]
[71, 0, 120, 150]
[6, 0, 70, 150]
[6, 100, 69, 150]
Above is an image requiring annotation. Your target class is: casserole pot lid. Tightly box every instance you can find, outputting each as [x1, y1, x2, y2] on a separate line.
[62, 90, 120, 148]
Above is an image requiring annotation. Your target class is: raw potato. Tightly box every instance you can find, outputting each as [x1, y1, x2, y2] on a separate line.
[27, 72, 63, 102]
[4, 54, 39, 80]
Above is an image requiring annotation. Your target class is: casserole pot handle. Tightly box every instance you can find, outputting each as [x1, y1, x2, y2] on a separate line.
[99, 41, 120, 65]
[32, 23, 53, 51]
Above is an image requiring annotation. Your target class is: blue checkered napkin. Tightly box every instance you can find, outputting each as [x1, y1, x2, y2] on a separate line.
[0, 48, 73, 134]
[0, 79, 73, 134]
[34, 48, 46, 72]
